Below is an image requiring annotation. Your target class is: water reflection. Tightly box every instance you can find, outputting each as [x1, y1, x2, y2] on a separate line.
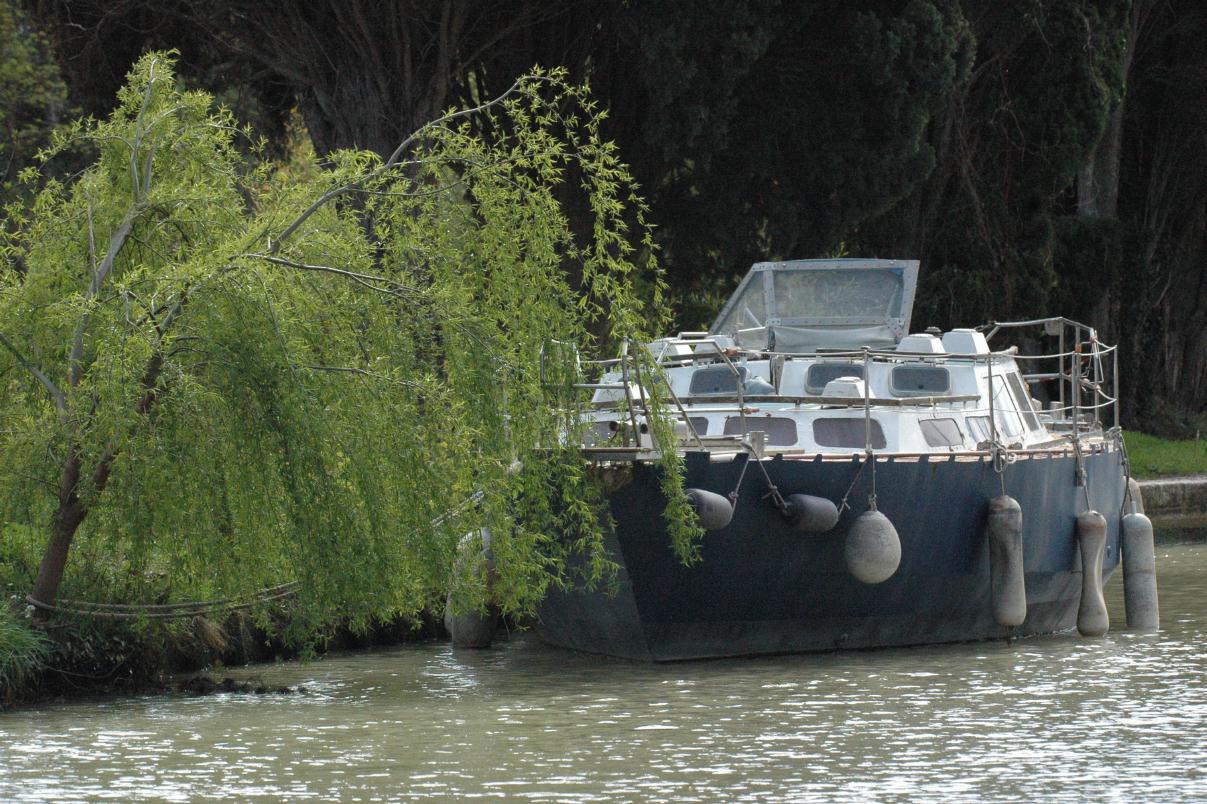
[3, 544, 1206, 802]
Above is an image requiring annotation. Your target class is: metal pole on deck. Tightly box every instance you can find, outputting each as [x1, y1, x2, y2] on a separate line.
[988, 353, 997, 445]
[619, 339, 641, 448]
[1059, 326, 1066, 419]
[1113, 346, 1120, 429]
[1072, 338, 1081, 434]
[862, 349, 872, 450]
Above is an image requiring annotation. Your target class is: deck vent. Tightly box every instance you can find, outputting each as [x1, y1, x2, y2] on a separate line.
[820, 376, 867, 399]
[897, 333, 945, 354]
[941, 328, 990, 355]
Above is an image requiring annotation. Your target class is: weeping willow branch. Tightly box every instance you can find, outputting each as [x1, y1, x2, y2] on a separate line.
[302, 364, 421, 389]
[267, 73, 550, 254]
[247, 253, 419, 297]
[0, 331, 66, 412]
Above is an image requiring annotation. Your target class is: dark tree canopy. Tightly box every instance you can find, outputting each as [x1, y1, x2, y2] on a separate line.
[21, 0, 1207, 430]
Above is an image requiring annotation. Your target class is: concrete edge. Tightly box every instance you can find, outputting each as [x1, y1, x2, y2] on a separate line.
[1137, 474, 1207, 542]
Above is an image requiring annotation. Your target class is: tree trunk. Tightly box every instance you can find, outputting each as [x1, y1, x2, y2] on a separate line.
[29, 352, 163, 616]
[1076, 100, 1124, 219]
[1077, 4, 1140, 220]
[30, 446, 87, 615]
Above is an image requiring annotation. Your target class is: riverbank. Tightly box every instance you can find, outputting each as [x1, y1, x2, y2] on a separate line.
[1125, 430, 1206, 479]
[1126, 430, 1206, 543]
[0, 606, 445, 710]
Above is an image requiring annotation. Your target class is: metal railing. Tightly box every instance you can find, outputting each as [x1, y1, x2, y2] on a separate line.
[564, 318, 1118, 458]
[982, 317, 1119, 433]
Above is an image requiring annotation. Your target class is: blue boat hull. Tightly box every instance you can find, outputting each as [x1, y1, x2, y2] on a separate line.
[536, 447, 1126, 660]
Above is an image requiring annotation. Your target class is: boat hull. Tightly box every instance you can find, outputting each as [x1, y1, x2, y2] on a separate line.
[536, 447, 1126, 661]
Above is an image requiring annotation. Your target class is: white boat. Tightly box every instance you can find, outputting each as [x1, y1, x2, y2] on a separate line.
[533, 259, 1153, 661]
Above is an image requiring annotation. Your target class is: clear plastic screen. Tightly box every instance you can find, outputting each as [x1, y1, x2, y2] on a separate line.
[770, 268, 904, 321]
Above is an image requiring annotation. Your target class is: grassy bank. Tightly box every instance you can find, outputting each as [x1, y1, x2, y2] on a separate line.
[0, 602, 444, 709]
[1124, 431, 1207, 479]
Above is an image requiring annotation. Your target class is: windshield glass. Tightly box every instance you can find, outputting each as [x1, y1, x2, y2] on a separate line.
[710, 261, 916, 345]
[713, 279, 767, 333]
[771, 268, 904, 320]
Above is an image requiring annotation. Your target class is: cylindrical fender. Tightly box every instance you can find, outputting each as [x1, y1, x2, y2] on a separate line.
[1122, 511, 1159, 630]
[986, 495, 1027, 628]
[1076, 511, 1109, 637]
[782, 494, 840, 534]
[685, 488, 734, 531]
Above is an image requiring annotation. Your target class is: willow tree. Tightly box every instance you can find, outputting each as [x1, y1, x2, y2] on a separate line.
[0, 53, 696, 638]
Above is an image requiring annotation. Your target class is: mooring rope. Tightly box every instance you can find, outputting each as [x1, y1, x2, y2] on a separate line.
[837, 458, 869, 515]
[24, 482, 498, 621]
[1071, 434, 1093, 511]
[989, 439, 1015, 497]
[26, 582, 301, 620]
[1110, 425, 1133, 517]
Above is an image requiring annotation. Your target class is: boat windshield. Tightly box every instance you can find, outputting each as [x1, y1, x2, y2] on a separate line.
[770, 268, 904, 320]
[710, 259, 918, 352]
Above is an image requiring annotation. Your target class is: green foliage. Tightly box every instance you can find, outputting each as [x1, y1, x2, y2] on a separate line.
[0, 54, 691, 647]
[902, 1, 1131, 329]
[1124, 431, 1207, 479]
[0, 605, 49, 701]
[0, 0, 69, 214]
[630, 0, 975, 307]
[23, 1, 1207, 422]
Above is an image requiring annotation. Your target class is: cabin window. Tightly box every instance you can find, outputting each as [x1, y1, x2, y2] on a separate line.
[891, 365, 950, 395]
[966, 416, 992, 444]
[812, 418, 887, 449]
[919, 418, 963, 447]
[1005, 372, 1041, 431]
[723, 416, 798, 445]
[685, 417, 710, 436]
[689, 365, 747, 396]
[805, 363, 865, 394]
[992, 385, 1023, 438]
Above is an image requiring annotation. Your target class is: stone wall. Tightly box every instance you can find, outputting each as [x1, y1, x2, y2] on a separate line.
[1138, 476, 1207, 541]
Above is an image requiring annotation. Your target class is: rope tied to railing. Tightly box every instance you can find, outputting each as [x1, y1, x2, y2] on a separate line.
[862, 348, 879, 512]
[741, 436, 787, 512]
[988, 438, 1016, 496]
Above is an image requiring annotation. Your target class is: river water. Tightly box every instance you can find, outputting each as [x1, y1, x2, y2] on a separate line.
[3, 542, 1206, 803]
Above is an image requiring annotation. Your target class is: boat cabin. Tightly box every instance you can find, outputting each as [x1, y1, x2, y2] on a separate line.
[584, 259, 1114, 458]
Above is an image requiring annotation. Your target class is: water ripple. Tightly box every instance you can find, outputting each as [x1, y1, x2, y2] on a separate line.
[3, 543, 1206, 802]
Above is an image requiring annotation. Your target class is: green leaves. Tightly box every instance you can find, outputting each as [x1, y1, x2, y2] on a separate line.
[0, 53, 676, 644]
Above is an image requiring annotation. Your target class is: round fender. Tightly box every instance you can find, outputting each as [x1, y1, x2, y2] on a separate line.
[844, 510, 901, 584]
